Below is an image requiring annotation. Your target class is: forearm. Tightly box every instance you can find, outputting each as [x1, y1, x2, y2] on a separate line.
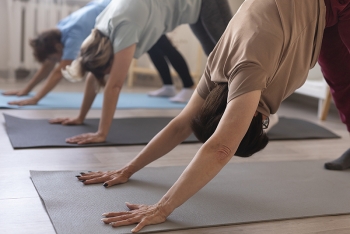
[97, 85, 121, 137]
[159, 142, 235, 214]
[33, 60, 73, 101]
[98, 44, 136, 138]
[124, 92, 206, 176]
[125, 92, 204, 174]
[23, 61, 56, 92]
[77, 74, 98, 121]
[33, 71, 62, 101]
[126, 118, 193, 174]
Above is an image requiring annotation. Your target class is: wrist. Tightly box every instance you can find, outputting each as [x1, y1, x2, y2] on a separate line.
[22, 87, 31, 94]
[96, 130, 108, 138]
[76, 115, 85, 123]
[122, 164, 138, 177]
[158, 195, 176, 216]
[32, 96, 40, 102]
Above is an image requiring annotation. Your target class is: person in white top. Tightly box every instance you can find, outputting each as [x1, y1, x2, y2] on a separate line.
[51, 0, 232, 144]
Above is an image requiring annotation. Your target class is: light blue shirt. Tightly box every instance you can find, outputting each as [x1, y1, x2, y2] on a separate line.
[95, 0, 202, 58]
[57, 0, 111, 60]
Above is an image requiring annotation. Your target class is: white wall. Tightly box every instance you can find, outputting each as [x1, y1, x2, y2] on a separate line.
[0, 0, 9, 71]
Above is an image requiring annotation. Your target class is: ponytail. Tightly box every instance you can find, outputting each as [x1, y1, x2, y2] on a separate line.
[62, 29, 114, 86]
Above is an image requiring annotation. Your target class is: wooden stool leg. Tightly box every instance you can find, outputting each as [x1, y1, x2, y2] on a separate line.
[319, 88, 332, 121]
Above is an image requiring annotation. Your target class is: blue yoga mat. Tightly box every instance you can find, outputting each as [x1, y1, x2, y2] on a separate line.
[0, 91, 186, 109]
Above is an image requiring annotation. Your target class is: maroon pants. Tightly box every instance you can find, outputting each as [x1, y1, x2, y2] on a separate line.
[318, 0, 350, 131]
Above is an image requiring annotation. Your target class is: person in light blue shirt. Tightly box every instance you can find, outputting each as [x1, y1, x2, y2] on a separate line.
[58, 0, 111, 60]
[3, 0, 111, 106]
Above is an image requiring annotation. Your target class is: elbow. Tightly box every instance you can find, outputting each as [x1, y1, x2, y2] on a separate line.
[205, 142, 235, 165]
[105, 82, 123, 93]
[214, 144, 233, 165]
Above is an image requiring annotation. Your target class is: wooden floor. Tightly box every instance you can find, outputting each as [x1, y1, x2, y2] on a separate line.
[0, 80, 349, 234]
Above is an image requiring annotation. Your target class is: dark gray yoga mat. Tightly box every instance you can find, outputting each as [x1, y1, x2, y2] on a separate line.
[267, 117, 340, 140]
[4, 114, 339, 149]
[31, 161, 350, 234]
[3, 114, 197, 149]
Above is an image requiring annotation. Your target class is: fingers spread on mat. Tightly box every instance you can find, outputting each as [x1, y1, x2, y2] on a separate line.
[49, 117, 83, 125]
[2, 89, 28, 96]
[76, 170, 130, 187]
[66, 132, 106, 144]
[8, 98, 38, 106]
[101, 202, 168, 233]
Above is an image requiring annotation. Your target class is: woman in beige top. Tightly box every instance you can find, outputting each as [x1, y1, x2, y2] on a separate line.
[76, 0, 326, 232]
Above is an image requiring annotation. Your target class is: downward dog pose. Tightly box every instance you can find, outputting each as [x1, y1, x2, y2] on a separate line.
[2, 0, 111, 105]
[74, 0, 341, 232]
[52, 0, 232, 143]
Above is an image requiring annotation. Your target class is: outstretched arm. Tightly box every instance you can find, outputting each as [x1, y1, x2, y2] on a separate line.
[8, 60, 72, 106]
[77, 91, 205, 186]
[2, 60, 56, 96]
[64, 44, 136, 144]
[49, 72, 99, 126]
[102, 90, 261, 232]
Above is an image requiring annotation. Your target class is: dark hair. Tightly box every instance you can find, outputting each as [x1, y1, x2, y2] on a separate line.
[79, 29, 114, 86]
[29, 29, 62, 63]
[191, 83, 269, 157]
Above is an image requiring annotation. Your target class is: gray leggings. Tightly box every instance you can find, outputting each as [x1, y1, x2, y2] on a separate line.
[190, 0, 233, 56]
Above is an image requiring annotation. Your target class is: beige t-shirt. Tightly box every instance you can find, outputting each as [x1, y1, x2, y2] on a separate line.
[197, 0, 326, 117]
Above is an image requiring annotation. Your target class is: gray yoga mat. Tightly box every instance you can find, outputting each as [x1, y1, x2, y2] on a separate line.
[31, 160, 350, 234]
[4, 114, 339, 149]
[267, 117, 340, 140]
[3, 114, 197, 149]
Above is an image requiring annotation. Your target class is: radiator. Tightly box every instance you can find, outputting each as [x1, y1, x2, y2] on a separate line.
[7, 0, 81, 71]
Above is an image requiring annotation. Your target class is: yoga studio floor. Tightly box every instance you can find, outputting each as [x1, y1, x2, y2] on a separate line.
[1, 79, 350, 234]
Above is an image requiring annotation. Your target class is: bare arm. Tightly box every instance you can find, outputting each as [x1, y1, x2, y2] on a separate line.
[76, 73, 99, 121]
[126, 92, 205, 173]
[158, 90, 261, 212]
[98, 45, 136, 137]
[102, 90, 262, 232]
[8, 60, 72, 106]
[65, 44, 136, 144]
[78, 91, 205, 185]
[2, 60, 56, 96]
[49, 72, 99, 125]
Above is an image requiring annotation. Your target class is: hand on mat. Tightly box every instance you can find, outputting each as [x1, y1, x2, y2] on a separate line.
[76, 169, 132, 187]
[66, 132, 106, 144]
[102, 202, 169, 233]
[2, 89, 29, 96]
[8, 97, 38, 106]
[49, 117, 83, 125]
